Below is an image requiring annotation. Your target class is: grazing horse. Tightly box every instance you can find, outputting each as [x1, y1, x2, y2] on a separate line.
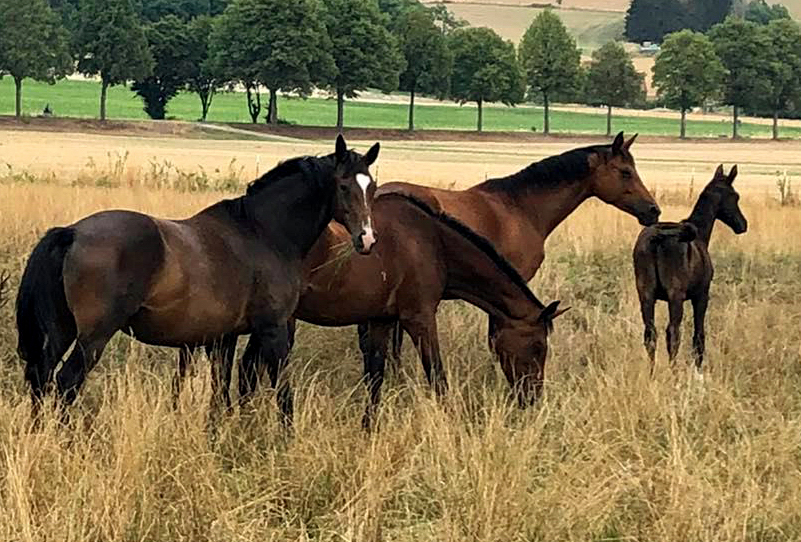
[15, 135, 380, 422]
[633, 165, 747, 375]
[231, 193, 567, 429]
[373, 132, 660, 360]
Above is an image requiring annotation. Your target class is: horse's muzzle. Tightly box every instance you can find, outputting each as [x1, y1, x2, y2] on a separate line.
[637, 203, 661, 226]
[354, 228, 377, 254]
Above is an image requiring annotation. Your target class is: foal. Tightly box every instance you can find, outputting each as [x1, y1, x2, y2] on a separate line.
[633, 165, 747, 375]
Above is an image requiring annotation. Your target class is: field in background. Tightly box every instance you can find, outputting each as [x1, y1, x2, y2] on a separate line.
[5, 78, 801, 139]
[440, 3, 623, 50]
[0, 129, 800, 540]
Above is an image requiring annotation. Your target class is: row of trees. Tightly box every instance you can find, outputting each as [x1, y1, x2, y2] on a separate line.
[0, 0, 647, 133]
[652, 10, 801, 139]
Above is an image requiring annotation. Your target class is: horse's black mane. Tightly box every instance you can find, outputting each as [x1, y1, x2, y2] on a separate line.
[378, 192, 546, 310]
[481, 144, 617, 194]
[245, 154, 334, 197]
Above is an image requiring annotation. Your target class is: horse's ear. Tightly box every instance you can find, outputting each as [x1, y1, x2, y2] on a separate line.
[622, 133, 638, 152]
[714, 164, 725, 179]
[612, 131, 625, 155]
[537, 301, 570, 328]
[364, 142, 380, 166]
[335, 134, 347, 162]
[728, 164, 738, 184]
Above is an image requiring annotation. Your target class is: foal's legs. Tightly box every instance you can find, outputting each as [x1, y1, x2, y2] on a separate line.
[358, 320, 395, 430]
[638, 291, 658, 374]
[666, 296, 684, 363]
[400, 311, 448, 396]
[691, 293, 709, 373]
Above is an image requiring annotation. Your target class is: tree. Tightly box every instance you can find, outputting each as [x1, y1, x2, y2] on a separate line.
[758, 19, 801, 139]
[211, 0, 335, 125]
[76, 0, 153, 120]
[137, 0, 220, 20]
[186, 16, 220, 121]
[131, 16, 193, 120]
[428, 4, 467, 35]
[0, 0, 72, 118]
[744, 0, 791, 24]
[519, 9, 581, 135]
[322, 0, 404, 130]
[625, 0, 733, 43]
[397, 7, 452, 131]
[652, 30, 726, 138]
[449, 27, 524, 132]
[708, 16, 771, 138]
[585, 41, 645, 136]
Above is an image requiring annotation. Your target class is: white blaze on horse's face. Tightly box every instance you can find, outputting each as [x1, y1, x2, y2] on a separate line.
[356, 173, 376, 252]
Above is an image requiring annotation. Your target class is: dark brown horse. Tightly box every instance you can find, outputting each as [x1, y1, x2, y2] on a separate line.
[230, 193, 567, 428]
[373, 132, 660, 359]
[633, 165, 747, 375]
[16, 135, 380, 421]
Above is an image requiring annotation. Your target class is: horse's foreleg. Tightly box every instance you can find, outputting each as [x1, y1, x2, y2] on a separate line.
[172, 346, 194, 409]
[256, 323, 292, 425]
[358, 320, 395, 431]
[402, 312, 448, 396]
[207, 334, 238, 411]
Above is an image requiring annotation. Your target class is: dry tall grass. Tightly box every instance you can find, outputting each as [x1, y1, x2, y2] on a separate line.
[1, 166, 800, 542]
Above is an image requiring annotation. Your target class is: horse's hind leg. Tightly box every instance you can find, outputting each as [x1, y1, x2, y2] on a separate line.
[665, 296, 684, 364]
[358, 320, 395, 431]
[55, 327, 117, 410]
[691, 293, 709, 374]
[26, 322, 76, 418]
[638, 291, 657, 375]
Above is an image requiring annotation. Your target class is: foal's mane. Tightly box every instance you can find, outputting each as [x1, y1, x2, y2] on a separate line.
[481, 143, 619, 194]
[378, 192, 546, 310]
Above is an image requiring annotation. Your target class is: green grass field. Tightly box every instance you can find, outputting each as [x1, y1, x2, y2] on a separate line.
[4, 77, 801, 139]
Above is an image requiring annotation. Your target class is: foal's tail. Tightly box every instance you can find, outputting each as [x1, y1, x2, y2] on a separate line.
[649, 221, 697, 246]
[16, 228, 77, 392]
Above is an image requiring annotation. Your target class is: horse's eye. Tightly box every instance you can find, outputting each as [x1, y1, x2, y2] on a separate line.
[340, 185, 349, 193]
[621, 169, 632, 180]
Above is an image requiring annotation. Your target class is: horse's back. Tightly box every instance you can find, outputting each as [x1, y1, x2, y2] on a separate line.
[634, 223, 709, 300]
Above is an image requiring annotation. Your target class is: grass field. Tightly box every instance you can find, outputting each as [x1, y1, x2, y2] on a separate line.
[1, 129, 800, 541]
[442, 2, 624, 49]
[5, 78, 801, 139]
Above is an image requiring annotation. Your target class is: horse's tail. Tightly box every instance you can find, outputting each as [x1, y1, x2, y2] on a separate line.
[16, 227, 77, 394]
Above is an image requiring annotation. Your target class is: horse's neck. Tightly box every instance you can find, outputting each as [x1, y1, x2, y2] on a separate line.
[475, 175, 591, 239]
[440, 229, 539, 322]
[249, 178, 334, 258]
[686, 190, 719, 245]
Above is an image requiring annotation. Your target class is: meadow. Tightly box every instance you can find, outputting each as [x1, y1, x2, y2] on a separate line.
[5, 78, 801, 139]
[1, 128, 800, 541]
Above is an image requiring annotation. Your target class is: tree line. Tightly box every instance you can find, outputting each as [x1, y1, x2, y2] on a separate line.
[0, 0, 646, 133]
[0, 0, 798, 138]
[652, 3, 801, 139]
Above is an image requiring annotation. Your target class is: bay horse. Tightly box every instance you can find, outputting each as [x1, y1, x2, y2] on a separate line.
[373, 132, 660, 360]
[15, 135, 380, 422]
[633, 164, 747, 375]
[229, 193, 568, 429]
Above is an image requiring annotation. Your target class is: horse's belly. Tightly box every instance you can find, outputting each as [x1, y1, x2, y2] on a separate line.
[126, 304, 247, 346]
